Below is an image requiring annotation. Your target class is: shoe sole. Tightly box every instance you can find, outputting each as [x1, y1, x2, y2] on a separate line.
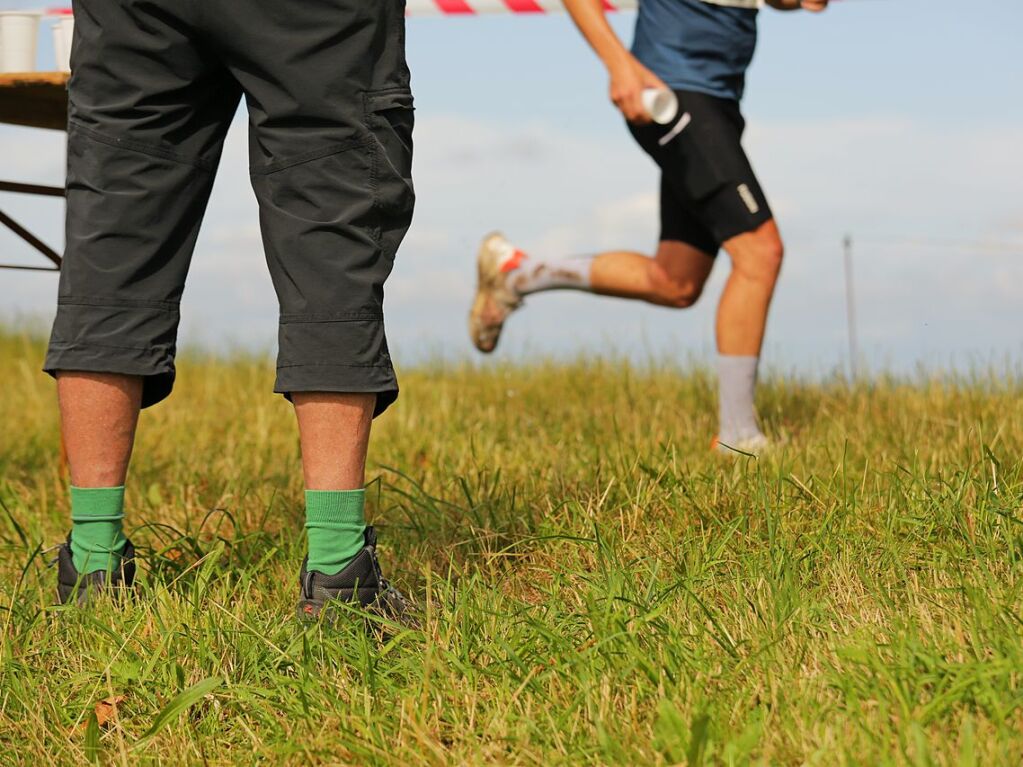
[297, 598, 419, 635]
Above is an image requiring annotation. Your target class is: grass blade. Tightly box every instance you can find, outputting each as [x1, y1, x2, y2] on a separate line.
[137, 676, 223, 743]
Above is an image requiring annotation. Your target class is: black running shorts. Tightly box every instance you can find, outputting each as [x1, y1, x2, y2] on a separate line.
[629, 89, 772, 256]
[44, 0, 415, 416]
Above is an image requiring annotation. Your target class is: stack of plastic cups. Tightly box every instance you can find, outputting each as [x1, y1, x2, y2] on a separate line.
[51, 9, 74, 73]
[0, 11, 42, 74]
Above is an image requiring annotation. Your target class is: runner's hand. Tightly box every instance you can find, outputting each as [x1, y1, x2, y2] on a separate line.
[800, 0, 829, 11]
[608, 54, 669, 125]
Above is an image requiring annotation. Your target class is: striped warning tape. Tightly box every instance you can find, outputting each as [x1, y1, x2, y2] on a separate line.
[406, 0, 638, 15]
[406, 0, 859, 14]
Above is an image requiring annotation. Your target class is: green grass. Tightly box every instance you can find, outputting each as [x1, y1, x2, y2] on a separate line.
[1, 327, 1022, 765]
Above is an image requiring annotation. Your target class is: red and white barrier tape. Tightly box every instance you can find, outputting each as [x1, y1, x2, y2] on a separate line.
[406, 0, 637, 15]
[44, 0, 855, 21]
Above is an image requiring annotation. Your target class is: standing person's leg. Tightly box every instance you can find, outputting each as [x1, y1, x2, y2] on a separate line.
[293, 393, 374, 577]
[215, 0, 414, 619]
[45, 0, 240, 601]
[57, 374, 141, 576]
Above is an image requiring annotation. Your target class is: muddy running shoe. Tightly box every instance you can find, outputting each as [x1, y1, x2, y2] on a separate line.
[297, 527, 415, 629]
[711, 433, 772, 457]
[469, 231, 524, 353]
[56, 536, 137, 605]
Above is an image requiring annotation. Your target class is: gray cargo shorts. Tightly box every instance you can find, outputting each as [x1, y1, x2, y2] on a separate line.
[44, 0, 415, 416]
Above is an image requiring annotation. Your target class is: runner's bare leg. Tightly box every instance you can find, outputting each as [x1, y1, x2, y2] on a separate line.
[717, 220, 783, 356]
[588, 241, 715, 307]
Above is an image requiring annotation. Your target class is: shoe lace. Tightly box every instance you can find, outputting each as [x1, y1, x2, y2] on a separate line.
[367, 543, 410, 612]
[43, 541, 67, 568]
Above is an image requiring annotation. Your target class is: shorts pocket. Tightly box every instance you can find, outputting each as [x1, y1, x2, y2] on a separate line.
[365, 89, 415, 241]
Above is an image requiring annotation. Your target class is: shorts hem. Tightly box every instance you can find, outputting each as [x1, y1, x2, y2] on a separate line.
[658, 233, 719, 257]
[274, 365, 398, 418]
[713, 208, 775, 246]
[43, 345, 175, 409]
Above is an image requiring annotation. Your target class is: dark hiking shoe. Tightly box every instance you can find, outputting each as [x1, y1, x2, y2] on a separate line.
[56, 536, 137, 606]
[297, 526, 416, 629]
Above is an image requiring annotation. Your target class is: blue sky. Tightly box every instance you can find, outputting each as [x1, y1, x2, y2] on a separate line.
[2, 0, 1022, 375]
[412, 0, 1022, 126]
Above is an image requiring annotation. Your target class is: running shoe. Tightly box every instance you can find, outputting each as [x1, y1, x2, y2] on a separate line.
[56, 535, 137, 605]
[469, 231, 524, 353]
[297, 526, 416, 629]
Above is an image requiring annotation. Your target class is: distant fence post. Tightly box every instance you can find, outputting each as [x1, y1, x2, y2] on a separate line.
[843, 234, 859, 381]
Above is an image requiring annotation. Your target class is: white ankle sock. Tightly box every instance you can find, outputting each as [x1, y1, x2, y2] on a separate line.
[717, 355, 764, 443]
[504, 251, 594, 296]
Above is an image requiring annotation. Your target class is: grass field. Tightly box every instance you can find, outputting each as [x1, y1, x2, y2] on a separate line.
[1, 327, 1022, 765]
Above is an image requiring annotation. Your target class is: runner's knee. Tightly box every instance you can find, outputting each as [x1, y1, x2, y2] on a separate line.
[763, 237, 784, 274]
[668, 279, 704, 308]
[733, 234, 783, 285]
[649, 262, 704, 308]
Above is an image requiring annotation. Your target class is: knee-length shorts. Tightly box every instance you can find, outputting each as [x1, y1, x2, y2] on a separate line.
[44, 0, 415, 416]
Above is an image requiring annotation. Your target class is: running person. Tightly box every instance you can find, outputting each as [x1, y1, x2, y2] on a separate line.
[469, 0, 829, 453]
[46, 0, 415, 618]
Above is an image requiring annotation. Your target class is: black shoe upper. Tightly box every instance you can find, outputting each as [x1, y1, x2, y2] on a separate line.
[56, 536, 137, 606]
[54, 527, 412, 622]
[298, 526, 414, 625]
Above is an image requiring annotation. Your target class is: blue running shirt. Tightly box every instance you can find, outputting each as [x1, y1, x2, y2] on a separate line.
[632, 0, 760, 102]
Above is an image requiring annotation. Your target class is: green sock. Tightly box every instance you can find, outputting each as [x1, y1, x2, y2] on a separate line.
[305, 489, 367, 575]
[70, 486, 128, 575]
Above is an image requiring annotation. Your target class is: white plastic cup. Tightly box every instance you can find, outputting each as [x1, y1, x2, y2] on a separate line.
[0, 12, 41, 74]
[641, 88, 679, 125]
[52, 16, 74, 72]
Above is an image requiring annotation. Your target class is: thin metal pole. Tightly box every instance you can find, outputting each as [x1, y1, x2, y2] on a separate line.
[0, 181, 65, 198]
[0, 263, 59, 272]
[0, 208, 63, 268]
[843, 234, 858, 380]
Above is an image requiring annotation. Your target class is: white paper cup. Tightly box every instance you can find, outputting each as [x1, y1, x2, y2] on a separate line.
[52, 16, 74, 72]
[0, 12, 41, 74]
[641, 88, 679, 125]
